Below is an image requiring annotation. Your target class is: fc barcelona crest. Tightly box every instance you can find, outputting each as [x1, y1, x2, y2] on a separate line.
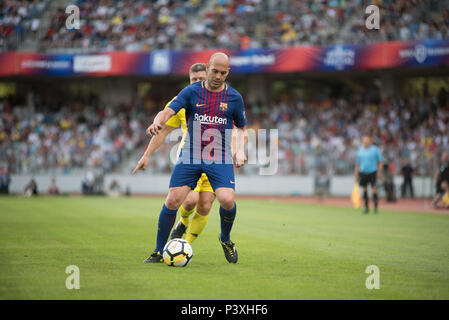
[219, 102, 228, 111]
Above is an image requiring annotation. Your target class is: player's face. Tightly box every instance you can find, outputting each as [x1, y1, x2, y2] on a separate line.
[189, 71, 206, 84]
[362, 136, 372, 147]
[206, 63, 229, 90]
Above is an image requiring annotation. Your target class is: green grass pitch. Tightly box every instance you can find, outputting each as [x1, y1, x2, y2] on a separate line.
[1, 196, 448, 299]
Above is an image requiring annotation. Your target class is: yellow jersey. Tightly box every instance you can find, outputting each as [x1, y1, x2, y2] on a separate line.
[164, 96, 188, 156]
[165, 96, 187, 133]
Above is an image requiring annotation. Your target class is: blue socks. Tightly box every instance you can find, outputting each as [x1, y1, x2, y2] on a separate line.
[155, 204, 177, 253]
[219, 202, 236, 243]
[154, 202, 237, 251]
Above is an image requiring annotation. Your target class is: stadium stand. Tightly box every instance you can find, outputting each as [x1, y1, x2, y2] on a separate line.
[344, 0, 449, 44]
[0, 96, 148, 175]
[39, 0, 205, 53]
[0, 0, 50, 52]
[1, 87, 448, 176]
[256, 89, 449, 176]
[2, 0, 448, 53]
[32, 0, 449, 52]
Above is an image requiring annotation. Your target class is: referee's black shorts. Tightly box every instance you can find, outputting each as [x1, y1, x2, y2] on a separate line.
[359, 171, 377, 187]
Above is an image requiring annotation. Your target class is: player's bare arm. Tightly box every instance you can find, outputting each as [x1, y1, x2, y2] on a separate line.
[146, 108, 176, 136]
[132, 125, 176, 174]
[231, 126, 248, 161]
[233, 125, 247, 168]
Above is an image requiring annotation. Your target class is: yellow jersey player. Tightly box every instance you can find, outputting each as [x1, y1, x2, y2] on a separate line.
[133, 63, 215, 261]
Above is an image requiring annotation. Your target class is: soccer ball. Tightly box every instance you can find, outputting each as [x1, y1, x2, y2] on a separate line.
[162, 238, 193, 267]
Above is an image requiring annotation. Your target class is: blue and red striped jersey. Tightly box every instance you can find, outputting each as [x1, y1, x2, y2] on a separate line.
[168, 81, 246, 164]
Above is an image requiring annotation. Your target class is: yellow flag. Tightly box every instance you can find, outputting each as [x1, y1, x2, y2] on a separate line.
[351, 184, 361, 208]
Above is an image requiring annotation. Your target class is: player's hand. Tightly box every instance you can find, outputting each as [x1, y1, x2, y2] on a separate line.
[132, 156, 149, 174]
[146, 123, 162, 136]
[234, 151, 247, 168]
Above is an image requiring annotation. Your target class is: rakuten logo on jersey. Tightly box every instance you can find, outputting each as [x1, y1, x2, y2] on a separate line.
[194, 114, 227, 125]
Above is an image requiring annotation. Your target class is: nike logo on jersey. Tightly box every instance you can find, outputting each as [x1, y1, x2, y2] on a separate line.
[196, 103, 205, 107]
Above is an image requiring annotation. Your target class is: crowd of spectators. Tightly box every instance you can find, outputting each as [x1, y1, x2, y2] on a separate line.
[0, 95, 148, 175]
[242, 85, 449, 177]
[346, 0, 449, 44]
[2, 0, 444, 53]
[0, 0, 48, 52]
[184, 0, 349, 49]
[39, 0, 203, 53]
[1, 0, 447, 53]
[1, 83, 448, 177]
[126, 83, 448, 177]
[164, 0, 449, 50]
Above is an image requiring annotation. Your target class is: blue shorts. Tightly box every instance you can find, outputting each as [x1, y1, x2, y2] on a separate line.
[169, 162, 235, 191]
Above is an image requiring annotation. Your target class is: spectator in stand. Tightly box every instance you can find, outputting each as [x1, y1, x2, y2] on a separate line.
[47, 177, 60, 195]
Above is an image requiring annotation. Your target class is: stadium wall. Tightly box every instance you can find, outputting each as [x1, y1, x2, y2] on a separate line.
[8, 174, 435, 198]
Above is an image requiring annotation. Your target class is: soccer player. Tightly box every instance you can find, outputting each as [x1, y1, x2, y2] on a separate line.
[145, 52, 247, 263]
[354, 133, 383, 214]
[133, 63, 216, 259]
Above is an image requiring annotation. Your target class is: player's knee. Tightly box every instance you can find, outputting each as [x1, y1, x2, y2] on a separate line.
[218, 195, 235, 210]
[182, 191, 199, 211]
[165, 195, 183, 210]
[182, 198, 197, 211]
[182, 202, 196, 212]
[197, 200, 213, 215]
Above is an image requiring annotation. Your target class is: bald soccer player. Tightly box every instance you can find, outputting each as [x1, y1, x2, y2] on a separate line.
[134, 63, 218, 259]
[145, 53, 247, 263]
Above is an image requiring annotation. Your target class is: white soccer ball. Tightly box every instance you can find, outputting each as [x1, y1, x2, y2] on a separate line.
[162, 238, 193, 267]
